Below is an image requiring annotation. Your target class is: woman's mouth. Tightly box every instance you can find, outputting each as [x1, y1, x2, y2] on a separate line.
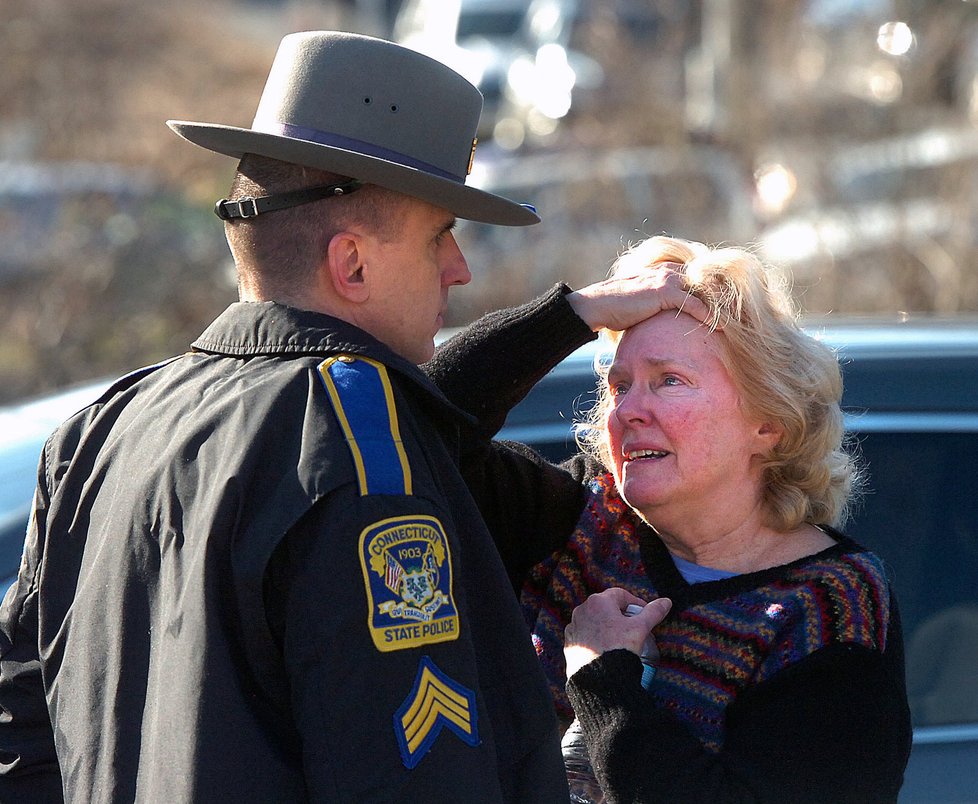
[624, 448, 670, 462]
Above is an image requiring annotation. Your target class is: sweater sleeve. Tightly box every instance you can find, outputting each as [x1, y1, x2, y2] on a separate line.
[425, 283, 597, 438]
[425, 285, 604, 590]
[566, 644, 911, 804]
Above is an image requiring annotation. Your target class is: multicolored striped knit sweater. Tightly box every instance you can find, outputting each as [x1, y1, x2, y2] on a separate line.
[521, 472, 891, 752]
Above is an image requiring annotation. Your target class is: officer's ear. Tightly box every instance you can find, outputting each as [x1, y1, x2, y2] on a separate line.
[326, 231, 370, 303]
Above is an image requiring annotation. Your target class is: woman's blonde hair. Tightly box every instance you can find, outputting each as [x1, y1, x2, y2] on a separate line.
[580, 236, 861, 531]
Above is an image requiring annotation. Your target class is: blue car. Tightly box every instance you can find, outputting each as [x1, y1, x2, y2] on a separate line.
[0, 379, 112, 595]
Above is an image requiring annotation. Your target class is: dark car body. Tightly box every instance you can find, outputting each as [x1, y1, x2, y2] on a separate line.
[497, 316, 978, 803]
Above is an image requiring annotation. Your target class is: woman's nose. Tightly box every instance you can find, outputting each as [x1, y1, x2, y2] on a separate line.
[613, 387, 652, 425]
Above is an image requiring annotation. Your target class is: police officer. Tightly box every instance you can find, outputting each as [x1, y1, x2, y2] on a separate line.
[0, 30, 696, 802]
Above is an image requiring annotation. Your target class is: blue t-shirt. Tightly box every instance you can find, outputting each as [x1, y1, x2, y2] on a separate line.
[671, 554, 738, 584]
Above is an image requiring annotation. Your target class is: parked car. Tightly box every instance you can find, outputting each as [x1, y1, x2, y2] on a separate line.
[2, 319, 976, 800]
[0, 379, 111, 596]
[497, 315, 978, 803]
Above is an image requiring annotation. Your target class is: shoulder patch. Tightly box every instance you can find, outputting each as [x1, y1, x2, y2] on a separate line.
[360, 515, 460, 652]
[318, 355, 412, 496]
[394, 656, 479, 769]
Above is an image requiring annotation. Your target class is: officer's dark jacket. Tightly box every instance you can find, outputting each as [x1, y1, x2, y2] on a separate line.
[0, 302, 567, 803]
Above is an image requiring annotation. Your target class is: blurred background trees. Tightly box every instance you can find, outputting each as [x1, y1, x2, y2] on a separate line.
[4, 0, 978, 401]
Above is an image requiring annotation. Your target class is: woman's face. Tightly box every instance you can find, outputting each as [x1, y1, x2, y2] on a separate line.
[604, 312, 775, 530]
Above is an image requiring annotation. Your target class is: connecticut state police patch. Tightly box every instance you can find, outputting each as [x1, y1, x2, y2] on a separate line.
[359, 515, 459, 652]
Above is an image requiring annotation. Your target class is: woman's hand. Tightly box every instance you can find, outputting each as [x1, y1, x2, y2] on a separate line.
[563, 588, 673, 678]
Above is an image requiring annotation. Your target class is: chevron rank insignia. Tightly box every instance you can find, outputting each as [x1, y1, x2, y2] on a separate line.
[360, 515, 459, 652]
[394, 656, 479, 769]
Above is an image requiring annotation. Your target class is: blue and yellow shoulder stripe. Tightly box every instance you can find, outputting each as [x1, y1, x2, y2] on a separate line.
[318, 355, 412, 496]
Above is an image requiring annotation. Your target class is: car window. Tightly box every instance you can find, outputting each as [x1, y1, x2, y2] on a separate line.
[499, 358, 600, 461]
[846, 430, 978, 728]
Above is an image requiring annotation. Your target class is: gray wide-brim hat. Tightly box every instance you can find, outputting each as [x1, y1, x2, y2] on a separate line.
[167, 30, 538, 226]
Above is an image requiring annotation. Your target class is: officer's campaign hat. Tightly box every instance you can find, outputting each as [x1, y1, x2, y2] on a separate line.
[167, 30, 538, 226]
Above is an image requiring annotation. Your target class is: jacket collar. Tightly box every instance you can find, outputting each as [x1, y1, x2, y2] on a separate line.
[193, 301, 392, 358]
[191, 301, 474, 424]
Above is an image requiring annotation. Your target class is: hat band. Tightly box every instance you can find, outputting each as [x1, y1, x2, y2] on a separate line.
[258, 122, 466, 184]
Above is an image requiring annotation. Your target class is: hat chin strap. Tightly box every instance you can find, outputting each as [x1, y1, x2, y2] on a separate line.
[214, 178, 363, 220]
